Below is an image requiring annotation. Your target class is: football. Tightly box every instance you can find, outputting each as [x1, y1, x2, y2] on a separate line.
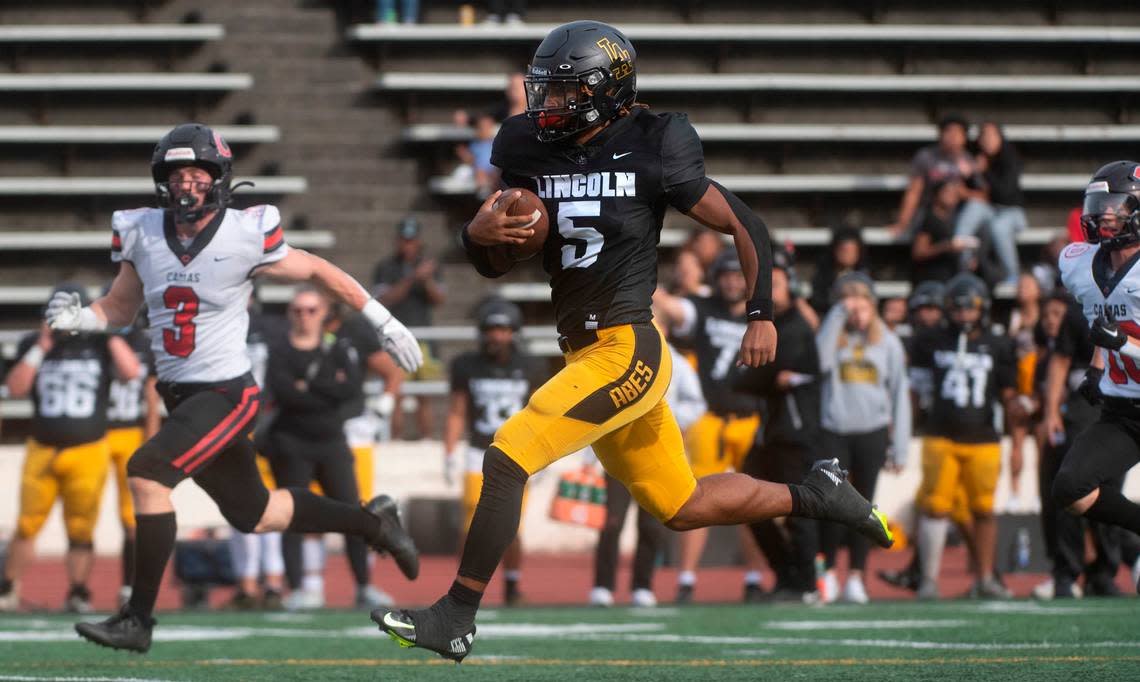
[494, 187, 549, 260]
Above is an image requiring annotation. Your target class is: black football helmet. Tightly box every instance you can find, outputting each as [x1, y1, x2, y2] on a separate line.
[1080, 160, 1140, 250]
[908, 280, 946, 312]
[151, 123, 235, 222]
[944, 272, 990, 332]
[477, 298, 523, 332]
[524, 20, 637, 143]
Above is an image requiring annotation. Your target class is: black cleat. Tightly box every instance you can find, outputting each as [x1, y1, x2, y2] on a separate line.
[372, 597, 476, 663]
[798, 459, 894, 549]
[504, 579, 524, 607]
[742, 583, 766, 603]
[75, 606, 154, 653]
[674, 583, 694, 605]
[877, 566, 920, 593]
[364, 494, 420, 580]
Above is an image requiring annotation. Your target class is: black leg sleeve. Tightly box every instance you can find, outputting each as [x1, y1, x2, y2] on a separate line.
[846, 429, 888, 571]
[457, 447, 529, 584]
[313, 442, 370, 587]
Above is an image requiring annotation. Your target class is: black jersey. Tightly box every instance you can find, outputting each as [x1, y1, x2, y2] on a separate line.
[107, 328, 152, 429]
[910, 325, 1016, 443]
[17, 332, 114, 448]
[450, 348, 544, 450]
[685, 295, 763, 416]
[331, 314, 384, 419]
[491, 109, 707, 335]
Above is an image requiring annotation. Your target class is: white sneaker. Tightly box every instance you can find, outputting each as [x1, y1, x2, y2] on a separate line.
[841, 575, 869, 604]
[64, 593, 93, 614]
[588, 586, 614, 607]
[820, 569, 839, 604]
[0, 589, 18, 612]
[631, 588, 657, 608]
[355, 585, 394, 609]
[283, 588, 325, 611]
[1032, 578, 1054, 600]
[917, 579, 940, 601]
[118, 585, 133, 609]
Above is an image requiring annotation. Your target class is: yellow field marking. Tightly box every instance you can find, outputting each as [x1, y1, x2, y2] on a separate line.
[13, 655, 1140, 670]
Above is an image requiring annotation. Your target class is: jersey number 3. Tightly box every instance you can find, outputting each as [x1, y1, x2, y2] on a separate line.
[558, 201, 604, 269]
[163, 286, 199, 357]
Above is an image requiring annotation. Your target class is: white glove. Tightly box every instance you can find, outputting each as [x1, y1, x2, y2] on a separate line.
[362, 298, 423, 373]
[45, 291, 105, 333]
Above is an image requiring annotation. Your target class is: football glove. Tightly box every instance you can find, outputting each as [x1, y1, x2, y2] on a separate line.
[1077, 367, 1104, 406]
[45, 291, 105, 332]
[1090, 312, 1126, 351]
[362, 298, 423, 373]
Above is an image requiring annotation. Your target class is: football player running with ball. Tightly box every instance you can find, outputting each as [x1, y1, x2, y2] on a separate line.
[61, 123, 423, 653]
[1055, 161, 1140, 594]
[375, 20, 893, 662]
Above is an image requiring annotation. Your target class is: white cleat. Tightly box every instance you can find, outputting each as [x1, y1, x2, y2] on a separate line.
[0, 590, 18, 612]
[283, 588, 325, 611]
[840, 575, 869, 604]
[588, 586, 614, 607]
[631, 588, 658, 608]
[820, 569, 839, 604]
[356, 585, 395, 610]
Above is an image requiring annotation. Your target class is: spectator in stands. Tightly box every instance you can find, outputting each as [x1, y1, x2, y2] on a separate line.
[809, 225, 868, 315]
[880, 298, 908, 333]
[888, 114, 976, 238]
[683, 227, 724, 272]
[377, 0, 418, 24]
[1031, 235, 1069, 293]
[484, 0, 525, 24]
[1007, 272, 1043, 505]
[957, 121, 1028, 286]
[668, 248, 710, 298]
[0, 284, 140, 613]
[815, 273, 910, 604]
[372, 216, 445, 439]
[460, 112, 500, 198]
[910, 178, 978, 285]
[495, 73, 527, 122]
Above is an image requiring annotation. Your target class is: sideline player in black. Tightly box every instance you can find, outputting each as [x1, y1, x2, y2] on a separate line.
[375, 20, 893, 661]
[653, 248, 768, 602]
[0, 284, 140, 612]
[909, 273, 1019, 600]
[444, 299, 545, 606]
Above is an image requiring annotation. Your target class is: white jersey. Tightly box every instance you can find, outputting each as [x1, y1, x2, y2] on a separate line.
[111, 205, 289, 383]
[1059, 240, 1140, 398]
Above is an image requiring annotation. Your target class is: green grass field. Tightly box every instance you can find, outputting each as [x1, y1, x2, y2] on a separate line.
[1, 600, 1138, 681]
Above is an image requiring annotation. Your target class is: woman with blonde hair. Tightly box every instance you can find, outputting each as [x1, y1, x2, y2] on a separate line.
[816, 272, 911, 603]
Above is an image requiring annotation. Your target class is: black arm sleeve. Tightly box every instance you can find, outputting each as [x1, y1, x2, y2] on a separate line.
[707, 178, 774, 321]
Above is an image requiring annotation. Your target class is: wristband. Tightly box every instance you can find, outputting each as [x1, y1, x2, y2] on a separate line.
[361, 298, 392, 328]
[747, 303, 773, 322]
[21, 344, 45, 370]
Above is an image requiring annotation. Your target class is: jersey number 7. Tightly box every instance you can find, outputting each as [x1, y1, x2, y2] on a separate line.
[163, 286, 199, 358]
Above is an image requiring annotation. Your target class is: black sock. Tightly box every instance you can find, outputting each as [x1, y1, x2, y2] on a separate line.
[287, 489, 374, 537]
[457, 447, 528, 584]
[127, 512, 176, 618]
[1085, 487, 1140, 534]
[448, 581, 483, 610]
[121, 539, 136, 587]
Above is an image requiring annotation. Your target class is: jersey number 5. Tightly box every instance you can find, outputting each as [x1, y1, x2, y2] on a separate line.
[163, 286, 199, 357]
[557, 201, 604, 269]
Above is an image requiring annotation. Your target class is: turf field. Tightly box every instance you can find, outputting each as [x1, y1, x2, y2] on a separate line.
[1, 600, 1138, 682]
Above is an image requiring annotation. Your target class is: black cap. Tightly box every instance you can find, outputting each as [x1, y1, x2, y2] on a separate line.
[396, 215, 421, 240]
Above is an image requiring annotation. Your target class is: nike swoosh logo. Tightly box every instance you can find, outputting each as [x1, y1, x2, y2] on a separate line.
[823, 470, 842, 486]
[213, 256, 231, 262]
[612, 152, 633, 160]
[383, 613, 415, 630]
[1104, 328, 1119, 337]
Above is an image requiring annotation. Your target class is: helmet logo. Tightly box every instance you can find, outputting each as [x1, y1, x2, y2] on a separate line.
[1086, 180, 1109, 194]
[595, 37, 630, 63]
[164, 147, 196, 162]
[558, 63, 572, 71]
[213, 131, 232, 159]
[1132, 165, 1140, 182]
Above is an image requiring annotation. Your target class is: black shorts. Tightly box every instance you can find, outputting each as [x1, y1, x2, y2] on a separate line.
[1055, 399, 1140, 506]
[127, 373, 269, 530]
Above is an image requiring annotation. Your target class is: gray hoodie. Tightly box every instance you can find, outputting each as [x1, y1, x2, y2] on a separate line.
[817, 303, 912, 465]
